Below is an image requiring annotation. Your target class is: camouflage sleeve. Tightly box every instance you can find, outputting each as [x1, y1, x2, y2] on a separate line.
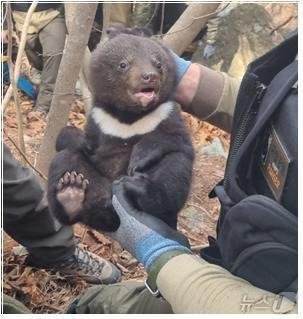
[157, 254, 298, 314]
[205, 3, 239, 45]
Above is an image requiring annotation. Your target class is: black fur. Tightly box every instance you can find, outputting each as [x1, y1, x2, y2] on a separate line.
[55, 126, 85, 152]
[47, 28, 194, 231]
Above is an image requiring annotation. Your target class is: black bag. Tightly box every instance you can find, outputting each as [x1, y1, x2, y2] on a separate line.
[201, 33, 298, 294]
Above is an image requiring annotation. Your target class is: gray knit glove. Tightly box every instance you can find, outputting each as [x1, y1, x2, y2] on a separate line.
[106, 181, 191, 271]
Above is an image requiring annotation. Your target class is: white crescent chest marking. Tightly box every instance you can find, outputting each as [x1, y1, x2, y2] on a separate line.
[91, 101, 174, 139]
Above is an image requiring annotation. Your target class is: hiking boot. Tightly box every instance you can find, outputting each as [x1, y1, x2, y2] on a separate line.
[27, 245, 121, 285]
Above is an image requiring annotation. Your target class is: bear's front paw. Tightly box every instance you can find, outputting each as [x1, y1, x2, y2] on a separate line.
[56, 171, 89, 223]
[118, 173, 149, 196]
[128, 149, 163, 176]
[117, 173, 163, 214]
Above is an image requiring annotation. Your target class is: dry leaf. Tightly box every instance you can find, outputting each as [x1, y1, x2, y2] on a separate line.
[27, 111, 42, 121]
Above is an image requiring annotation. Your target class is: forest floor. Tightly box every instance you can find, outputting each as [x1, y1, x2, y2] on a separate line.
[3, 94, 228, 313]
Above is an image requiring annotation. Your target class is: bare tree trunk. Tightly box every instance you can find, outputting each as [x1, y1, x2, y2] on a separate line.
[36, 3, 97, 179]
[163, 3, 220, 55]
[65, 3, 93, 115]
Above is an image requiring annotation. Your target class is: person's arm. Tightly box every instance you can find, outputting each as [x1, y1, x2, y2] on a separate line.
[107, 183, 297, 314]
[174, 58, 241, 133]
[157, 253, 297, 314]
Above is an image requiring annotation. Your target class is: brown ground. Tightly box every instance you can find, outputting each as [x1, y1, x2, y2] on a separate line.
[3, 92, 228, 313]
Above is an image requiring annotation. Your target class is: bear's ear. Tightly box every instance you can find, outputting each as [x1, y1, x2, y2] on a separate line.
[106, 27, 153, 39]
[130, 27, 153, 38]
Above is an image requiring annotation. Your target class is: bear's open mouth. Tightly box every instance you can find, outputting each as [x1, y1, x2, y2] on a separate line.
[136, 87, 155, 98]
[133, 86, 159, 107]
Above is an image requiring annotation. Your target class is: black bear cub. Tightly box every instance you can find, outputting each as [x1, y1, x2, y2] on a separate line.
[47, 28, 194, 231]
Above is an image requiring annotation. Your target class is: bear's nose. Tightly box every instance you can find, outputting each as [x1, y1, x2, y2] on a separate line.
[142, 72, 158, 83]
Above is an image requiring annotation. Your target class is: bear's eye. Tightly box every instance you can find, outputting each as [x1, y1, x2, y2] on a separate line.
[119, 62, 128, 70]
[155, 61, 162, 69]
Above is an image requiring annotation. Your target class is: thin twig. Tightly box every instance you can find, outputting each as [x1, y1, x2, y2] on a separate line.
[116, 262, 130, 273]
[191, 244, 207, 252]
[4, 130, 48, 181]
[125, 258, 139, 268]
[270, 15, 294, 35]
[7, 4, 26, 155]
[159, 2, 165, 35]
[144, 3, 160, 28]
[3, 280, 21, 292]
[36, 50, 64, 57]
[92, 23, 103, 34]
[1, 4, 8, 27]
[42, 304, 63, 313]
[3, 1, 38, 110]
[188, 202, 215, 220]
[80, 226, 88, 243]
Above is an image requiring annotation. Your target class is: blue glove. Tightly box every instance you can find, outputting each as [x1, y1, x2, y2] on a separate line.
[107, 180, 191, 271]
[170, 51, 191, 83]
[3, 61, 37, 99]
[203, 43, 216, 60]
[18, 76, 37, 100]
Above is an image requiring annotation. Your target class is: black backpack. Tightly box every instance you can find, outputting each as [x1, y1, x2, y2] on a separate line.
[201, 33, 298, 295]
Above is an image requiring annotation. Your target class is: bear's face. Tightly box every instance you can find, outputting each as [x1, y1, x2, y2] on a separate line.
[89, 33, 176, 116]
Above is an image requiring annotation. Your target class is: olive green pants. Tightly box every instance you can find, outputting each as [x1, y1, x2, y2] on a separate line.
[13, 10, 67, 112]
[74, 281, 173, 314]
[25, 15, 67, 112]
[3, 294, 32, 314]
[3, 282, 173, 314]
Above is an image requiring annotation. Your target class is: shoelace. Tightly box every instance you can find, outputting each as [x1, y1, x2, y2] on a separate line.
[70, 246, 105, 275]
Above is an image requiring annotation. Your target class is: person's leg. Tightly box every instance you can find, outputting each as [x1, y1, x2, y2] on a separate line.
[74, 281, 173, 314]
[3, 294, 32, 314]
[24, 33, 44, 71]
[3, 144, 75, 264]
[3, 144, 121, 284]
[35, 15, 67, 112]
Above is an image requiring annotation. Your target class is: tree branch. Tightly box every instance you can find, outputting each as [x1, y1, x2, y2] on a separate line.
[3, 1, 38, 110]
[4, 130, 48, 181]
[162, 3, 220, 56]
[6, 3, 26, 155]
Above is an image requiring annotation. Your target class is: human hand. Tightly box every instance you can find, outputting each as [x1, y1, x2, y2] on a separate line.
[170, 51, 191, 83]
[106, 180, 191, 271]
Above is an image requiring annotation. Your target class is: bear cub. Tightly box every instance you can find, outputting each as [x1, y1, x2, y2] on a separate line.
[47, 28, 194, 231]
